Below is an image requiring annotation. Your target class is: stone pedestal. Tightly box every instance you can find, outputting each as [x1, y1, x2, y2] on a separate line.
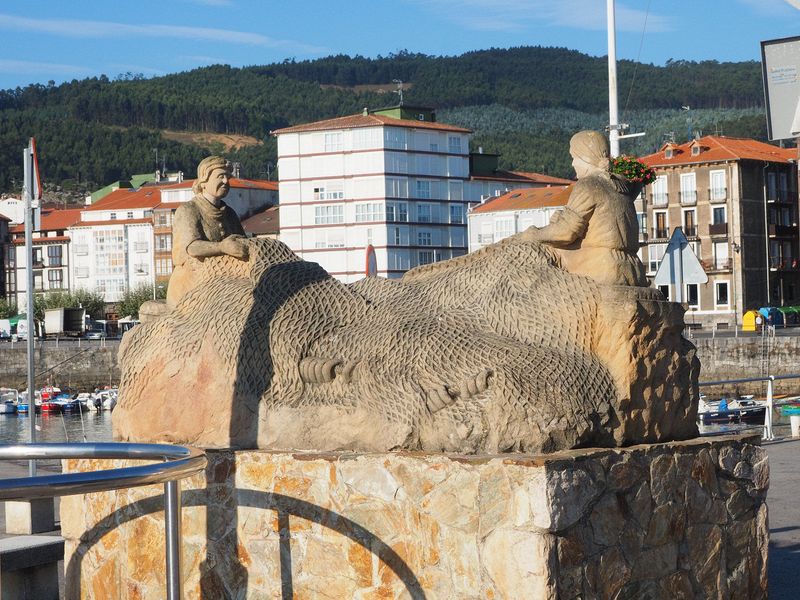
[61, 435, 768, 599]
[4, 498, 56, 534]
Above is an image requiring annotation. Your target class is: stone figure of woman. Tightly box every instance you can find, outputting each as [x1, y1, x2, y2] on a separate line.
[522, 130, 648, 287]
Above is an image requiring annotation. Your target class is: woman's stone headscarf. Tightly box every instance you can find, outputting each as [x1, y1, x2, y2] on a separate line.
[193, 156, 230, 195]
[569, 130, 611, 173]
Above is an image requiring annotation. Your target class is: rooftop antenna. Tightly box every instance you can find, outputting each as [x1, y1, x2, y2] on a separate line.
[392, 79, 404, 106]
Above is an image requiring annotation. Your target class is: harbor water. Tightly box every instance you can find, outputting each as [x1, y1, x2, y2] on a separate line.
[0, 410, 113, 445]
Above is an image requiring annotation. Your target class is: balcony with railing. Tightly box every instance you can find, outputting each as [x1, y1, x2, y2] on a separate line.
[683, 226, 697, 238]
[679, 190, 697, 206]
[767, 190, 797, 204]
[709, 223, 728, 236]
[134, 242, 149, 253]
[651, 192, 668, 207]
[74, 244, 89, 256]
[770, 256, 799, 270]
[768, 223, 797, 238]
[477, 233, 494, 245]
[652, 228, 669, 240]
[708, 188, 728, 203]
[701, 258, 732, 273]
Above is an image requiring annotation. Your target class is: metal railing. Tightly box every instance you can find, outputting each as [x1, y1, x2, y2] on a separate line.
[699, 374, 800, 441]
[0, 442, 206, 600]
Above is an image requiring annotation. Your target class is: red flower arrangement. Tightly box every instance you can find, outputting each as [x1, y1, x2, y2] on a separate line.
[610, 155, 657, 185]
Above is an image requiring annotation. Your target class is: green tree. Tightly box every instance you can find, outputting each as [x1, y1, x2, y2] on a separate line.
[0, 298, 17, 318]
[117, 284, 165, 319]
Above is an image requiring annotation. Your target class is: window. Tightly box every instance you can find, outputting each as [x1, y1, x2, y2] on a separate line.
[494, 218, 514, 241]
[156, 212, 171, 227]
[386, 153, 408, 173]
[418, 231, 432, 246]
[355, 203, 383, 223]
[418, 250, 434, 265]
[34, 272, 44, 291]
[33, 248, 43, 267]
[713, 241, 729, 269]
[47, 245, 63, 267]
[653, 211, 668, 239]
[48, 269, 63, 289]
[683, 209, 696, 237]
[390, 227, 402, 246]
[314, 205, 344, 225]
[686, 284, 699, 308]
[386, 177, 408, 198]
[416, 180, 431, 199]
[636, 213, 647, 235]
[155, 258, 173, 277]
[449, 204, 464, 224]
[712, 206, 727, 225]
[386, 202, 408, 222]
[385, 128, 407, 150]
[110, 213, 117, 220]
[156, 234, 172, 251]
[313, 184, 344, 200]
[715, 281, 729, 307]
[652, 176, 668, 206]
[324, 132, 342, 152]
[417, 203, 432, 223]
[658, 284, 670, 300]
[680, 173, 696, 204]
[767, 172, 777, 201]
[449, 180, 463, 201]
[448, 136, 462, 154]
[127, 211, 134, 219]
[649, 243, 666, 273]
[710, 170, 726, 201]
[313, 231, 345, 248]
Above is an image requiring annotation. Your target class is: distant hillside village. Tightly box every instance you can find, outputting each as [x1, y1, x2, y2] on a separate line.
[0, 105, 797, 330]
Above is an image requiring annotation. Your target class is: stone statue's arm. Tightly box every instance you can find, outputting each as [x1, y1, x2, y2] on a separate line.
[187, 236, 249, 261]
[524, 182, 595, 246]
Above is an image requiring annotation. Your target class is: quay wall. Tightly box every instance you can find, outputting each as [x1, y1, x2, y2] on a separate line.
[0, 340, 120, 390]
[0, 337, 796, 395]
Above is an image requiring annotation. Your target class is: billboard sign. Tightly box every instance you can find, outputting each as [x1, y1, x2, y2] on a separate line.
[761, 36, 800, 140]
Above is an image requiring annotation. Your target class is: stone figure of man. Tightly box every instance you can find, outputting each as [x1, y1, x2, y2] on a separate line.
[167, 156, 249, 306]
[523, 130, 647, 287]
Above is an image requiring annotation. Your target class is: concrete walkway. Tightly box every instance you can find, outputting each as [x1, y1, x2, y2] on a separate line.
[0, 436, 796, 598]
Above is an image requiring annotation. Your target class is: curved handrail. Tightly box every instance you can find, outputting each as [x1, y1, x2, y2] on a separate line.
[0, 443, 206, 500]
[0, 442, 206, 600]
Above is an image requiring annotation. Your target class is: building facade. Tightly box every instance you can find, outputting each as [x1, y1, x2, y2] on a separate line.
[274, 106, 564, 282]
[638, 136, 798, 328]
[468, 186, 571, 252]
[6, 208, 82, 308]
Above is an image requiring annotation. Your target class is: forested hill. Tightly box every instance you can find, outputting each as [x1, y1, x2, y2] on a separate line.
[0, 46, 768, 196]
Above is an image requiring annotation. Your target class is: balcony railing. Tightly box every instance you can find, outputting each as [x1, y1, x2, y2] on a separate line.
[74, 244, 89, 256]
[683, 226, 697, 238]
[708, 188, 728, 203]
[651, 193, 668, 207]
[701, 258, 732, 272]
[767, 190, 797, 203]
[477, 233, 494, 245]
[709, 223, 728, 236]
[679, 190, 697, 206]
[134, 242, 148, 253]
[768, 223, 797, 237]
[770, 256, 799, 269]
[653, 228, 669, 239]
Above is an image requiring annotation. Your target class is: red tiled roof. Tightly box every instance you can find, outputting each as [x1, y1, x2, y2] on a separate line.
[72, 218, 152, 227]
[471, 170, 574, 184]
[13, 235, 70, 245]
[86, 187, 162, 211]
[242, 205, 279, 236]
[272, 113, 472, 135]
[471, 186, 572, 214]
[10, 208, 82, 233]
[639, 136, 797, 167]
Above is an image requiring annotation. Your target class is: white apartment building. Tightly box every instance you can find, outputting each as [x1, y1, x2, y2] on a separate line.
[468, 186, 571, 252]
[274, 105, 562, 282]
[70, 187, 161, 303]
[6, 208, 83, 308]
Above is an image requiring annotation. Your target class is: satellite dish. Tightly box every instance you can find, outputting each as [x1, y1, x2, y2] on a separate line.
[365, 245, 377, 277]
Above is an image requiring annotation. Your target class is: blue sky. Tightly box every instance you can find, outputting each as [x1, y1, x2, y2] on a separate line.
[1, 0, 799, 90]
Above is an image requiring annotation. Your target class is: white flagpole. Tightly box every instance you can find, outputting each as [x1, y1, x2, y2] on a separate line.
[607, 0, 620, 157]
[23, 139, 37, 477]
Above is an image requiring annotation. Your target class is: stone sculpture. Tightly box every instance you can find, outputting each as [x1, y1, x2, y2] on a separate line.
[167, 156, 249, 307]
[114, 140, 699, 453]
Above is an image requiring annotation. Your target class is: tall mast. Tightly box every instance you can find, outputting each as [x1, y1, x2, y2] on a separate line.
[607, 0, 620, 157]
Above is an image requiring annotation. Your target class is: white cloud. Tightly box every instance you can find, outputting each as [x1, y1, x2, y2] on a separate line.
[0, 13, 325, 54]
[408, 0, 670, 33]
[0, 58, 91, 76]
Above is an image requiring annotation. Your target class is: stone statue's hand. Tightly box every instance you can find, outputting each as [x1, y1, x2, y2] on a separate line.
[221, 236, 249, 260]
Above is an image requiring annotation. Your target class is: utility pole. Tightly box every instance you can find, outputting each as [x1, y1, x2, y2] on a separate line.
[607, 0, 620, 157]
[23, 139, 40, 476]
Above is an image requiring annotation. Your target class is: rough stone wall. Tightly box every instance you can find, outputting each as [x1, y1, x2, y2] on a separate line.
[61, 435, 767, 600]
[0, 342, 119, 390]
[113, 237, 698, 453]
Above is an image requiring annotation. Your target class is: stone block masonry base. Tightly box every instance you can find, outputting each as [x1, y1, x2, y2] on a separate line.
[60, 435, 767, 599]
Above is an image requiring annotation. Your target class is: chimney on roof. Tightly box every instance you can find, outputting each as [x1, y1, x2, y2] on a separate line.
[478, 147, 484, 154]
[362, 107, 369, 116]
